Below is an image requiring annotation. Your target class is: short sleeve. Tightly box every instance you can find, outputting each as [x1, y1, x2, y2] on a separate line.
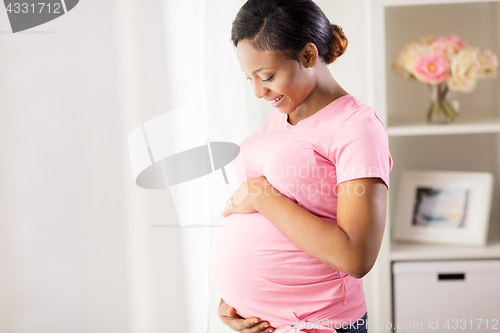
[328, 106, 393, 189]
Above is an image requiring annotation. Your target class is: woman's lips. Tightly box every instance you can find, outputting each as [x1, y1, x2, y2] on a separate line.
[268, 95, 284, 107]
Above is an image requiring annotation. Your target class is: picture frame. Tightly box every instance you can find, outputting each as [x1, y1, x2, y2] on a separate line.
[393, 170, 494, 246]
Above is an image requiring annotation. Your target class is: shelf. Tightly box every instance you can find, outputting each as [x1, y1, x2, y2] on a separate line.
[387, 113, 500, 136]
[390, 223, 500, 261]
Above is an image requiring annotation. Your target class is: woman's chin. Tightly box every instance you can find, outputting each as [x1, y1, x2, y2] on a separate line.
[276, 108, 292, 115]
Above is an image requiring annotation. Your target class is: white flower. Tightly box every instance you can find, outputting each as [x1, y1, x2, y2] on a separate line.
[478, 49, 498, 79]
[447, 47, 481, 93]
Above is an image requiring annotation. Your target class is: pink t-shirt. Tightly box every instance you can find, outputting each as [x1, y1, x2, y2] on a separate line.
[210, 95, 393, 333]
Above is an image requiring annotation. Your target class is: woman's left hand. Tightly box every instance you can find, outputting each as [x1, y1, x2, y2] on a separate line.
[221, 176, 280, 217]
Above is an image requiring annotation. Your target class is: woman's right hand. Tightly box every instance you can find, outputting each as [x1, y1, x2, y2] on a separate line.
[218, 299, 275, 333]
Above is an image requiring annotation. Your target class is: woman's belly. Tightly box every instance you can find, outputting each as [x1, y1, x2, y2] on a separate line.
[209, 212, 350, 329]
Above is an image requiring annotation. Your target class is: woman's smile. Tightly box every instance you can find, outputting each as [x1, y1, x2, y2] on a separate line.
[266, 94, 284, 107]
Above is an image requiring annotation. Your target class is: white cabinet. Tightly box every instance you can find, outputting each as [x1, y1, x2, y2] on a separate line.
[393, 260, 500, 332]
[366, 1, 500, 332]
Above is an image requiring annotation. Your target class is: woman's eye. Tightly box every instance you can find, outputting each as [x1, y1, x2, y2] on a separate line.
[263, 75, 274, 82]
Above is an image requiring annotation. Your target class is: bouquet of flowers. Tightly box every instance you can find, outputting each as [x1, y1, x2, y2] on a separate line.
[393, 34, 498, 123]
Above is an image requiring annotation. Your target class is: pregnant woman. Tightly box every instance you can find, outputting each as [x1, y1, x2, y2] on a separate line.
[209, 1, 393, 332]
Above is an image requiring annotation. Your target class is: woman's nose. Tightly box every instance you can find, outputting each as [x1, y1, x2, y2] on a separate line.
[252, 81, 270, 99]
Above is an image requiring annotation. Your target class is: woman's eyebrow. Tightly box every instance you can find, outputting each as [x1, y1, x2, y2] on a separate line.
[252, 67, 271, 75]
[241, 67, 272, 76]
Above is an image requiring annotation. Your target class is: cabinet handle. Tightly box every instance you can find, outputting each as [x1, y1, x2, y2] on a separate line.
[438, 273, 465, 280]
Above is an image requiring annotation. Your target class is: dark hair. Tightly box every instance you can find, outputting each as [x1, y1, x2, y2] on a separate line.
[231, 0, 347, 65]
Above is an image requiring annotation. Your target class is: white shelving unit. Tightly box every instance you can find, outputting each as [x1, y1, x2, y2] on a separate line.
[387, 113, 500, 136]
[391, 223, 500, 261]
[366, 0, 500, 331]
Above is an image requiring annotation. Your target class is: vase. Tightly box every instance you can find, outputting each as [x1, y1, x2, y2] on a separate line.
[427, 83, 459, 124]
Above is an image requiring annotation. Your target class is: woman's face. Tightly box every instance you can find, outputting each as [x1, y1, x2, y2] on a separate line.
[236, 39, 316, 115]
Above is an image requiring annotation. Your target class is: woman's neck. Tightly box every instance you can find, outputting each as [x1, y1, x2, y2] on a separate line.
[288, 67, 348, 125]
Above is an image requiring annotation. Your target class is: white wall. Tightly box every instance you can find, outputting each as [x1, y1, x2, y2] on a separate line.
[319, 0, 370, 102]
[0, 1, 134, 331]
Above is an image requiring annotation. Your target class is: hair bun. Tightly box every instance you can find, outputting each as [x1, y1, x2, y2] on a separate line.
[325, 24, 348, 64]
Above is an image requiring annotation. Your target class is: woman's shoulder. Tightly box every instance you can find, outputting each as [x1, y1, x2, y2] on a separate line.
[312, 95, 383, 136]
[332, 95, 384, 128]
[332, 94, 375, 116]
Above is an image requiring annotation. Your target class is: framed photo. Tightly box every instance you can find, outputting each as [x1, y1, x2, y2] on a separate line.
[393, 170, 494, 246]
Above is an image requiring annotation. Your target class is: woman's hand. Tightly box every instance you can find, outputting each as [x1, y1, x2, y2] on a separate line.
[221, 176, 281, 217]
[218, 299, 275, 333]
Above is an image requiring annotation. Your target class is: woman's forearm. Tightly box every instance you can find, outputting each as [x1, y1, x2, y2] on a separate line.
[254, 191, 358, 275]
[254, 179, 387, 278]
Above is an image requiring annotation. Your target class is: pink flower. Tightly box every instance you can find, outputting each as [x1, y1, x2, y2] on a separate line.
[393, 35, 434, 79]
[431, 42, 449, 59]
[430, 34, 465, 61]
[413, 55, 450, 85]
[435, 34, 465, 52]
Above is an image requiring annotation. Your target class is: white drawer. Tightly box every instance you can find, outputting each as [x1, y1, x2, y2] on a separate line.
[393, 260, 500, 333]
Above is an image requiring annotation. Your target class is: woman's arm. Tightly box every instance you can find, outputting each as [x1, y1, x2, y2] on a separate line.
[254, 177, 388, 278]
